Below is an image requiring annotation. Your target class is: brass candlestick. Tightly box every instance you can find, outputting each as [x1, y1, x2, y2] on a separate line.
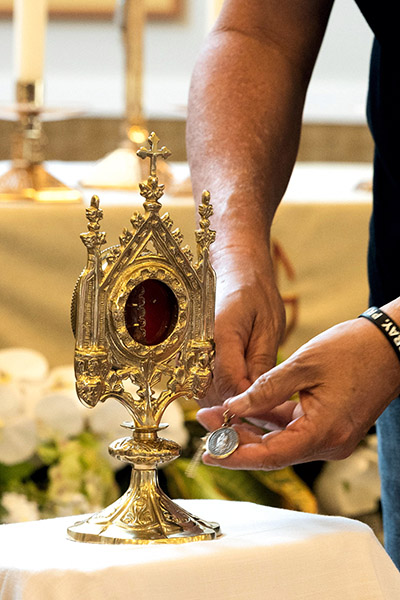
[0, 81, 81, 203]
[81, 0, 172, 190]
[68, 132, 218, 544]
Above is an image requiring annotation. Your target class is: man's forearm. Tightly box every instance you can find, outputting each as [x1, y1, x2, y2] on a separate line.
[187, 0, 334, 258]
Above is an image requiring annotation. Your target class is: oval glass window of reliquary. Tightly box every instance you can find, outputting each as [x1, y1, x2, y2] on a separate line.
[108, 262, 189, 360]
[124, 279, 179, 346]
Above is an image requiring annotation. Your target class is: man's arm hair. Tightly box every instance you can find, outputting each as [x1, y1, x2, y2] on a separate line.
[187, 0, 334, 249]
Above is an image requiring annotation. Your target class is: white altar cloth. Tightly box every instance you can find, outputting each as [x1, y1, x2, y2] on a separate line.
[0, 500, 399, 600]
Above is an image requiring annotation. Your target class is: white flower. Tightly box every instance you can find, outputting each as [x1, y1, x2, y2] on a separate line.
[315, 436, 380, 517]
[2, 492, 40, 523]
[45, 365, 76, 393]
[0, 348, 49, 412]
[0, 417, 37, 465]
[86, 400, 129, 470]
[86, 398, 127, 438]
[0, 384, 37, 465]
[0, 348, 48, 383]
[0, 383, 24, 420]
[50, 493, 96, 518]
[162, 401, 189, 449]
[34, 391, 85, 442]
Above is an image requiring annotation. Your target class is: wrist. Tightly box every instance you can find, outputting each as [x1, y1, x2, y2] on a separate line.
[380, 298, 400, 324]
[210, 235, 272, 269]
[359, 306, 400, 364]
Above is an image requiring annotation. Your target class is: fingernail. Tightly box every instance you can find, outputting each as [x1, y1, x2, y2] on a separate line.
[196, 408, 208, 425]
[225, 395, 248, 413]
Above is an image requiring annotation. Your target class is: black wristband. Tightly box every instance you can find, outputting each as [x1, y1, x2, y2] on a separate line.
[359, 306, 400, 363]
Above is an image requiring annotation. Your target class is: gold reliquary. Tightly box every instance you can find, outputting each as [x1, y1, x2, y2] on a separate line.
[68, 132, 219, 544]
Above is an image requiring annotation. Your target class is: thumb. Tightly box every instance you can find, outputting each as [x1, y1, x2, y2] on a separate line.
[224, 358, 307, 417]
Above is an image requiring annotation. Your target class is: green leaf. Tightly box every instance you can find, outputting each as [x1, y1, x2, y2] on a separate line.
[164, 460, 281, 507]
[164, 461, 228, 500]
[164, 459, 317, 513]
[37, 442, 59, 466]
[0, 461, 38, 488]
[251, 468, 317, 513]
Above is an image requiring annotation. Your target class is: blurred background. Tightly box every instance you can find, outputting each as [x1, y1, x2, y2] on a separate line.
[0, 0, 374, 162]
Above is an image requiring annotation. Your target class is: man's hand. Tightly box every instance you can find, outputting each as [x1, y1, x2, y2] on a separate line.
[197, 317, 400, 469]
[187, 1, 334, 409]
[200, 244, 286, 406]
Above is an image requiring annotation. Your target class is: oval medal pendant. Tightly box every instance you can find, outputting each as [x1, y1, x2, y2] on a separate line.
[206, 410, 239, 459]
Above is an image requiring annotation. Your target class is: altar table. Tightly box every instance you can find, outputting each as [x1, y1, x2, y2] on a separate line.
[0, 161, 372, 366]
[0, 500, 399, 600]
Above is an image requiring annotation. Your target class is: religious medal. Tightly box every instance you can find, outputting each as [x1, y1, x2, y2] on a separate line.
[206, 410, 240, 459]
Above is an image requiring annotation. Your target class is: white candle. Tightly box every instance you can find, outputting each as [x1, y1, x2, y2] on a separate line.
[13, 0, 48, 82]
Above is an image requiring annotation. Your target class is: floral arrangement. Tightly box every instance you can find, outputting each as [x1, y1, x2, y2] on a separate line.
[0, 347, 318, 525]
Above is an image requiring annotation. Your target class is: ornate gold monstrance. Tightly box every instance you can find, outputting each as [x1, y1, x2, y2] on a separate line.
[68, 132, 219, 544]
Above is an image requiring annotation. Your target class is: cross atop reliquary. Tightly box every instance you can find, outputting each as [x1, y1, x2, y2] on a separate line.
[136, 132, 171, 210]
[68, 132, 219, 545]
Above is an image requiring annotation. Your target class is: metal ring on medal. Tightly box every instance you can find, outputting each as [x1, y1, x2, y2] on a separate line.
[206, 426, 239, 459]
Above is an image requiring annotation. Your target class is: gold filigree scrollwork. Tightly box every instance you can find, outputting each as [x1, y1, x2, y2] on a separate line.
[69, 132, 219, 544]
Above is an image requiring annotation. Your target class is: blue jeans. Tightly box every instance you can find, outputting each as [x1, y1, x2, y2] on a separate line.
[377, 397, 400, 570]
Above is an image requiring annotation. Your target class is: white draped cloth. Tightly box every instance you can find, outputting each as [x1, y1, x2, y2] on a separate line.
[0, 499, 399, 599]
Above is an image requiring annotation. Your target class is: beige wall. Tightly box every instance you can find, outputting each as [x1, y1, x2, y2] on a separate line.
[0, 119, 374, 164]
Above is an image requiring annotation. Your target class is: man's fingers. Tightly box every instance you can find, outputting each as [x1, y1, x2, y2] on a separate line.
[245, 329, 279, 382]
[197, 394, 334, 470]
[202, 416, 323, 470]
[197, 401, 303, 435]
[197, 381, 223, 408]
[244, 401, 305, 430]
[224, 358, 309, 417]
[196, 406, 226, 431]
[203, 407, 355, 470]
[213, 332, 250, 400]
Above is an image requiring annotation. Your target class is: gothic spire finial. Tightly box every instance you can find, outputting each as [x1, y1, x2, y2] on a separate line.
[80, 194, 107, 250]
